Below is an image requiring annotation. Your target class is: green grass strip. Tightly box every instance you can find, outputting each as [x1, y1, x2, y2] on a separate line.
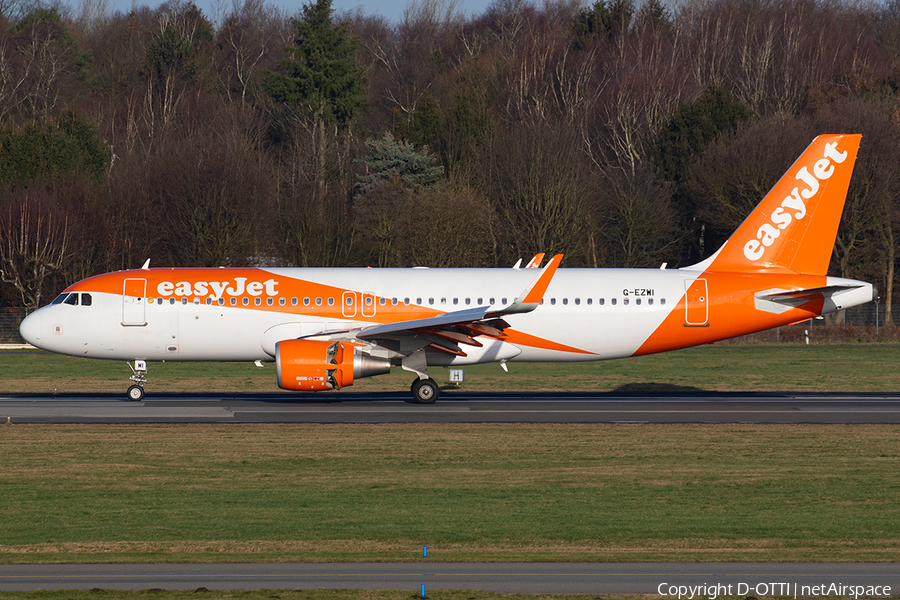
[1, 423, 898, 564]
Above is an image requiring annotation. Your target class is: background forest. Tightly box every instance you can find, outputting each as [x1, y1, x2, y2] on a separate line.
[1, 0, 900, 324]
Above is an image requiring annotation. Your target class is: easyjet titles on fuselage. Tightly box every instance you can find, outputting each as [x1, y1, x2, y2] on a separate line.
[156, 277, 279, 299]
[743, 141, 848, 262]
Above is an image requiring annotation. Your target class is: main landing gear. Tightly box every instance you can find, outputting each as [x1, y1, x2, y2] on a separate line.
[127, 360, 147, 401]
[402, 350, 439, 404]
[411, 377, 439, 404]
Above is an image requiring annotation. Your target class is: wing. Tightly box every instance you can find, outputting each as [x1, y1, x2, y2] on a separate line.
[310, 254, 563, 358]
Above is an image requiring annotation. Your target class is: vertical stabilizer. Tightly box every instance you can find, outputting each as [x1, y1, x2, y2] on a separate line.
[691, 134, 861, 276]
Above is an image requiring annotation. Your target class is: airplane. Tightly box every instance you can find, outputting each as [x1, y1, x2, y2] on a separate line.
[19, 134, 875, 403]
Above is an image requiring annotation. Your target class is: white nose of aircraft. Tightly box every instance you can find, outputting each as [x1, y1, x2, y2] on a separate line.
[19, 311, 41, 346]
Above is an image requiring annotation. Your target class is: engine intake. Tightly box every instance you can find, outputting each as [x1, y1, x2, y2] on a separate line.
[275, 339, 391, 391]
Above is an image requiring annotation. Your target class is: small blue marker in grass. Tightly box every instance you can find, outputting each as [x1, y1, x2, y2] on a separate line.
[424, 545, 427, 558]
[421, 584, 426, 598]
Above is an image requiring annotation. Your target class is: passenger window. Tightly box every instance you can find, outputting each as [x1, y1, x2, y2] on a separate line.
[562, 298, 568, 305]
[490, 298, 495, 305]
[550, 298, 556, 305]
[81, 293, 92, 306]
[230, 298, 236, 306]
[315, 297, 322, 306]
[441, 298, 446, 305]
[194, 298, 200, 305]
[255, 298, 261, 306]
[328, 297, 334, 306]
[206, 298, 212, 305]
[158, 298, 163, 305]
[611, 298, 617, 306]
[429, 298, 434, 305]
[279, 298, 286, 306]
[453, 298, 458, 305]
[366, 297, 373, 306]
[623, 298, 629, 305]
[218, 298, 225, 306]
[648, 298, 654, 305]
[182, 298, 188, 305]
[416, 298, 422, 305]
[242, 298, 249, 306]
[599, 298, 604, 305]
[502, 297, 507, 304]
[587, 298, 592, 305]
[404, 298, 410, 305]
[661, 298, 666, 306]
[636, 298, 641, 305]
[574, 298, 580, 305]
[465, 298, 471, 305]
[171, 298, 177, 305]
[346, 297, 353, 306]
[477, 298, 483, 304]
[379, 297, 386, 306]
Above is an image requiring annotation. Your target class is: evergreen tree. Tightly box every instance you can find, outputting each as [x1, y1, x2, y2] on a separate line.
[652, 85, 753, 263]
[0, 110, 110, 191]
[652, 86, 753, 185]
[262, 0, 365, 226]
[571, 0, 633, 50]
[355, 133, 443, 194]
[262, 0, 364, 127]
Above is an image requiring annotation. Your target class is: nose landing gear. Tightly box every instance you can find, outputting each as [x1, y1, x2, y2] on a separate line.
[127, 360, 147, 401]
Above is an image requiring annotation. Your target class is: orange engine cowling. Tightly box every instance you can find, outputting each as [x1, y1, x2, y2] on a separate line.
[275, 339, 391, 391]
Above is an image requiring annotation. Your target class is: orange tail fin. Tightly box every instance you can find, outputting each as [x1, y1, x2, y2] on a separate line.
[690, 134, 861, 276]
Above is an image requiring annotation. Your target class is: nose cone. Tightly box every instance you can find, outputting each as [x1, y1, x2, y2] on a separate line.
[19, 311, 41, 347]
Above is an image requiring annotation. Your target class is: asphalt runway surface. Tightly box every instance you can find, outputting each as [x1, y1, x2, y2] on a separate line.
[1, 562, 899, 593]
[2, 391, 900, 423]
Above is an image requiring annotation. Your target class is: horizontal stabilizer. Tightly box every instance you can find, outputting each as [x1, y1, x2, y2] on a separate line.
[762, 284, 863, 301]
[754, 284, 863, 314]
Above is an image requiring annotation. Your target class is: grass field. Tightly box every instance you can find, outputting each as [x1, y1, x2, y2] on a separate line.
[1, 423, 898, 564]
[2, 344, 900, 394]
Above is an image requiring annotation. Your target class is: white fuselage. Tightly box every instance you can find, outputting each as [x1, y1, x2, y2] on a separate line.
[19, 266, 874, 367]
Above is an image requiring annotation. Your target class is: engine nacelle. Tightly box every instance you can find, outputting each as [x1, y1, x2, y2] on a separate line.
[275, 339, 391, 391]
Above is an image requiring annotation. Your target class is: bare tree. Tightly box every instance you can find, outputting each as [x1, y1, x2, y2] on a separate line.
[216, 0, 284, 105]
[0, 193, 71, 308]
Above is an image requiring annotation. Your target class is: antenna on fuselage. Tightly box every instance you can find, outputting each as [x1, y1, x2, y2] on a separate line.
[141, 259, 150, 270]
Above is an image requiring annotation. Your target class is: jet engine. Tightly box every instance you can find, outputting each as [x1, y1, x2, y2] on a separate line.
[275, 339, 391, 391]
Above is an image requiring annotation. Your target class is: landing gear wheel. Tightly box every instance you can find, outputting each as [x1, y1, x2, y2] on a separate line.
[411, 378, 439, 404]
[127, 385, 145, 402]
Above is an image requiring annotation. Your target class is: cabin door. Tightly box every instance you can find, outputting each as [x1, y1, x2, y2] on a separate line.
[123, 278, 147, 326]
[684, 278, 709, 327]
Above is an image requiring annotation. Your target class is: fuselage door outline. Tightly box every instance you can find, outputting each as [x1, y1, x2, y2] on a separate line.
[342, 291, 357, 318]
[684, 278, 709, 327]
[122, 278, 147, 326]
[362, 292, 376, 317]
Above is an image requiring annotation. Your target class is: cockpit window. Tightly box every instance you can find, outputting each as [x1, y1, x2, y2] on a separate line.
[80, 293, 92, 306]
[51, 294, 68, 305]
[63, 293, 78, 306]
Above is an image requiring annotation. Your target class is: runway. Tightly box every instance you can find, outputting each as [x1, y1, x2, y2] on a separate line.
[2, 391, 900, 423]
[1, 562, 899, 593]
